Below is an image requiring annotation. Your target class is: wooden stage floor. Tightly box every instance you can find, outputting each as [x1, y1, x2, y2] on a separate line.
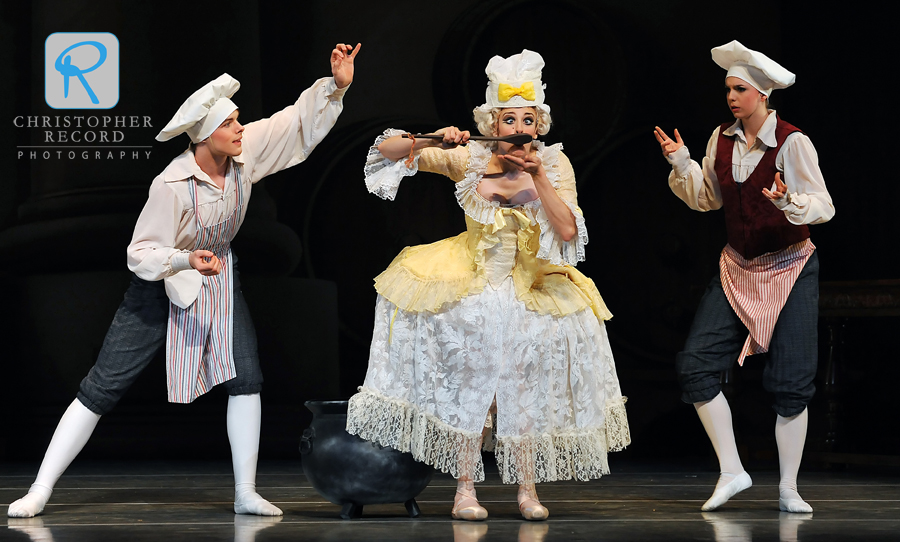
[3, 460, 899, 541]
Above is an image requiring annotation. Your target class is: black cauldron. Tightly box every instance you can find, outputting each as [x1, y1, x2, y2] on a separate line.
[299, 400, 434, 519]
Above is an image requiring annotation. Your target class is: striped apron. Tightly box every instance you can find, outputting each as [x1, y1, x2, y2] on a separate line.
[719, 238, 815, 366]
[166, 166, 244, 403]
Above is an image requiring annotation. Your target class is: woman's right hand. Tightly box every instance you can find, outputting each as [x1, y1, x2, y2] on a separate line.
[434, 126, 470, 149]
[189, 250, 221, 276]
[654, 126, 684, 157]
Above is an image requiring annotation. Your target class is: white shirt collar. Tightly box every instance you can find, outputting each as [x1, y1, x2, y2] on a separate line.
[162, 149, 244, 183]
[722, 110, 779, 148]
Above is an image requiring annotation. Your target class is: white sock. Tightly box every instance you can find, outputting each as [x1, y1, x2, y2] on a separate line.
[8, 400, 101, 518]
[228, 394, 282, 516]
[695, 392, 745, 476]
[776, 407, 813, 513]
[695, 393, 752, 510]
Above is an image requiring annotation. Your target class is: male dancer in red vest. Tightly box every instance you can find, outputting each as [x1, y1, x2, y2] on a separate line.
[654, 40, 834, 513]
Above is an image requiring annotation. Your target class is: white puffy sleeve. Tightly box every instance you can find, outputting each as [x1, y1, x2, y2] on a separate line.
[241, 77, 346, 182]
[364, 129, 468, 200]
[666, 128, 724, 212]
[772, 132, 835, 225]
[126, 177, 193, 281]
[534, 146, 588, 266]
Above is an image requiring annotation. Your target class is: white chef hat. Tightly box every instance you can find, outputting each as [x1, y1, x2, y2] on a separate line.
[712, 40, 795, 97]
[156, 73, 241, 143]
[476, 49, 550, 114]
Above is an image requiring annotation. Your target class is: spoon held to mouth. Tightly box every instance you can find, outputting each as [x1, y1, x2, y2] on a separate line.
[402, 133, 535, 146]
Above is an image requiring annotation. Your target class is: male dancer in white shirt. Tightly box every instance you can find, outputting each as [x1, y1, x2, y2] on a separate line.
[8, 42, 361, 519]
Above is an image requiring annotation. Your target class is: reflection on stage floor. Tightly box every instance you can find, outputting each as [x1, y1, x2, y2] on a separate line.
[3, 460, 899, 541]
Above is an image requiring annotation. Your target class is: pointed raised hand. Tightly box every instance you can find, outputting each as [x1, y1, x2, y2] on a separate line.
[331, 42, 361, 89]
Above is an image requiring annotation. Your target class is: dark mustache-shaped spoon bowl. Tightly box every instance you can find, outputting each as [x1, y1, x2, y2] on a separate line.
[402, 133, 535, 146]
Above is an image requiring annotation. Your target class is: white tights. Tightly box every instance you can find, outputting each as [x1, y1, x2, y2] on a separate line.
[694, 392, 812, 512]
[7, 399, 100, 518]
[7, 394, 282, 518]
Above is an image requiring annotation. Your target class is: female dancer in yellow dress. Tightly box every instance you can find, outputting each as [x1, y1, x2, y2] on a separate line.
[347, 50, 629, 521]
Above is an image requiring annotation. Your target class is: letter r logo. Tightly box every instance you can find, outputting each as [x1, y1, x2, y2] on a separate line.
[45, 33, 119, 109]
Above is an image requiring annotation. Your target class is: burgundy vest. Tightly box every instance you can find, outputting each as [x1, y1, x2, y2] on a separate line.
[715, 116, 810, 260]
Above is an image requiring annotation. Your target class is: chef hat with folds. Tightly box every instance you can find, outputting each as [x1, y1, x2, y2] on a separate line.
[477, 49, 550, 114]
[712, 40, 795, 97]
[156, 74, 241, 143]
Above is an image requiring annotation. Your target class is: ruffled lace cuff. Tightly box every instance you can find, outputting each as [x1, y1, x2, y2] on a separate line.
[534, 199, 588, 266]
[364, 128, 420, 201]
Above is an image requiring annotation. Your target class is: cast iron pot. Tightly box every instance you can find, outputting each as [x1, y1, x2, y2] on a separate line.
[299, 400, 434, 519]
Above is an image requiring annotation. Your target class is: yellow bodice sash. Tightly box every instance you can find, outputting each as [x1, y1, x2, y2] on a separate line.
[373, 210, 611, 321]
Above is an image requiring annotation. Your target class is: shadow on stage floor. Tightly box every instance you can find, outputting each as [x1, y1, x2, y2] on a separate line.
[2, 460, 899, 541]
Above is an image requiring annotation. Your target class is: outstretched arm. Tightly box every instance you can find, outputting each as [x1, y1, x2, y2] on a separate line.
[241, 43, 362, 181]
[377, 126, 471, 162]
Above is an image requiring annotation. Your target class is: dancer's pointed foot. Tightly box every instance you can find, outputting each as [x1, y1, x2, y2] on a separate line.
[452, 480, 487, 521]
[701, 471, 752, 511]
[518, 484, 549, 521]
[779, 488, 813, 513]
[7, 485, 52, 518]
[234, 490, 283, 516]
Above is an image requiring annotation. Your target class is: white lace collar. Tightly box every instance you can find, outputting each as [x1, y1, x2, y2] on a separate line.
[455, 140, 563, 225]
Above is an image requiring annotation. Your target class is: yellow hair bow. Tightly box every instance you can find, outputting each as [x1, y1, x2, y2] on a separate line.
[497, 82, 536, 102]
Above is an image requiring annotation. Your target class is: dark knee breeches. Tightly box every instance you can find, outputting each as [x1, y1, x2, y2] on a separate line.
[676, 252, 819, 417]
[77, 269, 263, 415]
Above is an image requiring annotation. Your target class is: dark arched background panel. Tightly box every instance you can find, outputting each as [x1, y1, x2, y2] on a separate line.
[1, 0, 897, 461]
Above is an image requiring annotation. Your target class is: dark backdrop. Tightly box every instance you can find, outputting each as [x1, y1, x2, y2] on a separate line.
[0, 0, 896, 465]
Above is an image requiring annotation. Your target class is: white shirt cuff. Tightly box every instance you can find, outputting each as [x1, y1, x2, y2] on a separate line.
[666, 146, 692, 177]
[327, 78, 349, 99]
[771, 191, 793, 210]
[169, 251, 193, 273]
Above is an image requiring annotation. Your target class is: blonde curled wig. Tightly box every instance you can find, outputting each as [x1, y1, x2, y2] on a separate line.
[472, 106, 552, 137]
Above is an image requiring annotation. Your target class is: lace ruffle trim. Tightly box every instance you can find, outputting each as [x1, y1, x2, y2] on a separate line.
[347, 389, 630, 485]
[455, 142, 586, 266]
[534, 200, 589, 266]
[364, 128, 420, 201]
[534, 144, 588, 265]
[493, 396, 630, 484]
[373, 258, 486, 314]
[605, 396, 631, 452]
[347, 388, 487, 482]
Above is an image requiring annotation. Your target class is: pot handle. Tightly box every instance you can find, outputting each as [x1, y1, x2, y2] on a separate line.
[299, 426, 315, 455]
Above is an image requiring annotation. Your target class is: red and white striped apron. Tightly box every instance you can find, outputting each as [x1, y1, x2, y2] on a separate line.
[166, 165, 244, 403]
[719, 238, 815, 366]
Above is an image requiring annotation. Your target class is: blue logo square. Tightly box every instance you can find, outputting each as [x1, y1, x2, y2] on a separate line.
[45, 32, 119, 109]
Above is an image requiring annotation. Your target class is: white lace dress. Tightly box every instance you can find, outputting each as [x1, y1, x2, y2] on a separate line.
[346, 131, 629, 484]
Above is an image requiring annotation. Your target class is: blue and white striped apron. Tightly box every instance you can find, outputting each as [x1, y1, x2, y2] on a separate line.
[166, 165, 244, 403]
